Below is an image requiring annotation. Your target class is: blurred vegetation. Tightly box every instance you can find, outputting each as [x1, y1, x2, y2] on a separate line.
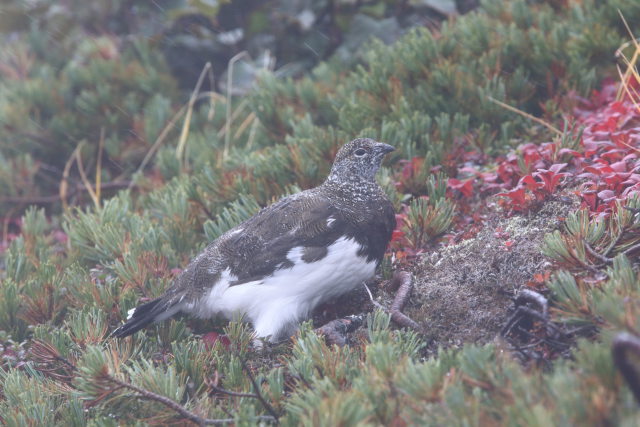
[1, 0, 640, 424]
[2, 0, 636, 217]
[0, 0, 463, 217]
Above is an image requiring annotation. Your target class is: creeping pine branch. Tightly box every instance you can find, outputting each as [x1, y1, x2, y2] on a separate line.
[612, 332, 640, 405]
[206, 362, 280, 423]
[584, 240, 640, 266]
[29, 339, 78, 383]
[363, 271, 423, 333]
[29, 340, 276, 426]
[389, 271, 422, 332]
[240, 359, 280, 423]
[107, 374, 276, 426]
[584, 241, 614, 265]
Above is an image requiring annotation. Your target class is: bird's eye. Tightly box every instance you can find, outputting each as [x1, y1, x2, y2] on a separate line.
[354, 148, 367, 157]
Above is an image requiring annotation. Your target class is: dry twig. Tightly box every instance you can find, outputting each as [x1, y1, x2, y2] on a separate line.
[29, 339, 77, 383]
[28, 340, 276, 425]
[108, 374, 276, 426]
[584, 241, 614, 264]
[240, 359, 280, 423]
[3, 181, 132, 206]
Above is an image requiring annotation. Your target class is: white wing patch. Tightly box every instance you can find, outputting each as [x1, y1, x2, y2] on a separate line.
[326, 216, 336, 227]
[286, 246, 304, 264]
[126, 307, 136, 320]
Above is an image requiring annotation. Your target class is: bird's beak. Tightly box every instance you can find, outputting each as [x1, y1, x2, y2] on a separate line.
[375, 142, 395, 154]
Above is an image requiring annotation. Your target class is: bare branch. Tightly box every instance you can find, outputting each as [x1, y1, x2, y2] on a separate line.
[584, 241, 614, 264]
[108, 374, 276, 426]
[240, 359, 280, 423]
[209, 385, 259, 399]
[1, 181, 132, 205]
[390, 271, 423, 333]
[623, 242, 640, 257]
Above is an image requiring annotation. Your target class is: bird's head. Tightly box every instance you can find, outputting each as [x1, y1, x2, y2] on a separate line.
[328, 138, 395, 182]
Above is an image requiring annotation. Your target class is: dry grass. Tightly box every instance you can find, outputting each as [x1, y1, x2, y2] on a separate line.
[615, 11, 640, 111]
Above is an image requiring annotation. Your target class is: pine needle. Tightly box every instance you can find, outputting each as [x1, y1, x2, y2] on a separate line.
[487, 96, 562, 136]
[246, 114, 259, 151]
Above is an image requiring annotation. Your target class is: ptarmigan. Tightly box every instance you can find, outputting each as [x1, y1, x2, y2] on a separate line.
[112, 138, 396, 342]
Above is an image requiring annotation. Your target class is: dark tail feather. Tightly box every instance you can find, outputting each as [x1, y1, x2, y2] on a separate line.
[111, 298, 166, 338]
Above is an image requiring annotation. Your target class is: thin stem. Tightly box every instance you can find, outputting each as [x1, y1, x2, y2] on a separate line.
[210, 385, 259, 399]
[108, 375, 276, 426]
[240, 359, 280, 423]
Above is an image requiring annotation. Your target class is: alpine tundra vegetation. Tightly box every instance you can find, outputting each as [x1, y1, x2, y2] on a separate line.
[1, 0, 640, 425]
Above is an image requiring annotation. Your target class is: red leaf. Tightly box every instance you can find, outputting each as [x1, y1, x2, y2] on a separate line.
[549, 163, 568, 173]
[610, 160, 628, 172]
[203, 332, 231, 350]
[623, 185, 640, 197]
[533, 169, 566, 193]
[621, 174, 640, 186]
[497, 187, 527, 209]
[496, 162, 519, 185]
[600, 149, 626, 162]
[558, 148, 582, 158]
[584, 165, 614, 175]
[576, 191, 596, 211]
[597, 189, 616, 201]
[391, 229, 405, 242]
[592, 116, 618, 132]
[448, 178, 475, 197]
[519, 175, 543, 191]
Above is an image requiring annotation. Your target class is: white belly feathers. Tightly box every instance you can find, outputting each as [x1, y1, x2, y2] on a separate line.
[185, 236, 376, 341]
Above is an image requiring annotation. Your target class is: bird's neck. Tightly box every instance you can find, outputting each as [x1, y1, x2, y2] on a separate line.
[323, 174, 386, 203]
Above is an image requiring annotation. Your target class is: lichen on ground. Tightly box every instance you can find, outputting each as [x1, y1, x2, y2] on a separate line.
[385, 195, 579, 354]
